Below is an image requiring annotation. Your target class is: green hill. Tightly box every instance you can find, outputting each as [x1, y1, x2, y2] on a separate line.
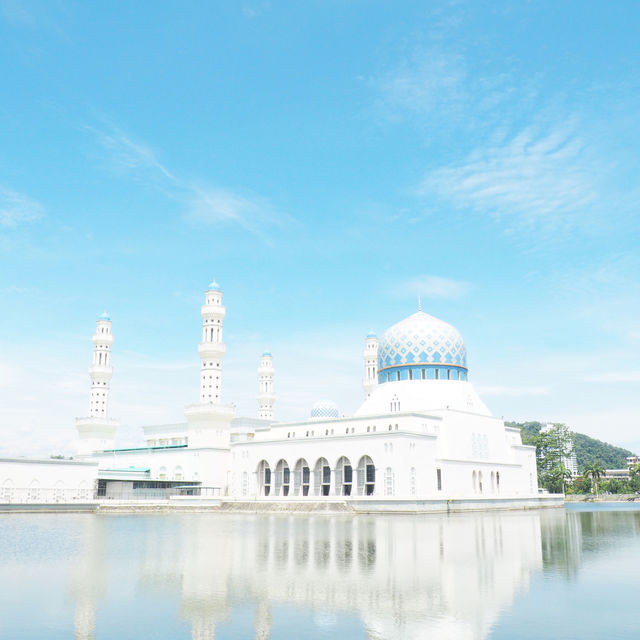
[505, 421, 633, 472]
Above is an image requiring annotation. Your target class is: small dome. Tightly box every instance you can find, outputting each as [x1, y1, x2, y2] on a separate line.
[98, 311, 111, 321]
[208, 279, 221, 291]
[366, 330, 377, 339]
[262, 351, 272, 357]
[310, 399, 339, 420]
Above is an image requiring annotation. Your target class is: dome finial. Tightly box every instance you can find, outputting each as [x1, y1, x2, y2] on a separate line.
[418, 296, 422, 312]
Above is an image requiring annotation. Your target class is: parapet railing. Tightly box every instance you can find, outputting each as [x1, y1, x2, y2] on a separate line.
[0, 487, 93, 504]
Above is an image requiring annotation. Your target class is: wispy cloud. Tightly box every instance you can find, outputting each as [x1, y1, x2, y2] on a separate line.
[242, 2, 271, 19]
[418, 122, 598, 232]
[85, 125, 175, 181]
[397, 274, 471, 300]
[0, 186, 44, 228]
[0, 0, 33, 27]
[85, 123, 288, 235]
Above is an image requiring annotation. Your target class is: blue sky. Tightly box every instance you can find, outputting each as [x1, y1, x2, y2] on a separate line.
[1, 1, 639, 455]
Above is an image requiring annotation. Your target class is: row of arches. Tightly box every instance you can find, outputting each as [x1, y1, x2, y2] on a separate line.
[256, 456, 376, 497]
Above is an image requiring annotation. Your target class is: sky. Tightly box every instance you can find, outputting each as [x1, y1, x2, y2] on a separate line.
[1, 0, 639, 457]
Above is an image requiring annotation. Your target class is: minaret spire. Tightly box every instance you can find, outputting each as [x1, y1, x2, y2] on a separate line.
[257, 352, 275, 420]
[418, 296, 422, 312]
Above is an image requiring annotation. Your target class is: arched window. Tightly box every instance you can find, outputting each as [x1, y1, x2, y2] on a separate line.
[158, 466, 167, 480]
[490, 471, 495, 493]
[174, 466, 183, 481]
[257, 460, 271, 496]
[478, 470, 483, 494]
[357, 456, 375, 496]
[313, 457, 331, 496]
[335, 456, 353, 496]
[28, 479, 40, 502]
[472, 470, 477, 493]
[275, 459, 290, 496]
[293, 458, 310, 496]
[496, 471, 500, 492]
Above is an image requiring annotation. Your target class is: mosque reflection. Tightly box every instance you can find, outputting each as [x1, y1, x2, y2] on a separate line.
[70, 508, 640, 640]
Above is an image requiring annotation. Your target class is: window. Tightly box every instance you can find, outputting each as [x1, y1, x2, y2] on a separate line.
[435, 369, 439, 380]
[436, 468, 442, 491]
[408, 369, 413, 380]
[385, 467, 394, 496]
[396, 371, 401, 381]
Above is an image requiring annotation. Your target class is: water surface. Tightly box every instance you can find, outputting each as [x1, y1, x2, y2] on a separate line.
[0, 505, 638, 639]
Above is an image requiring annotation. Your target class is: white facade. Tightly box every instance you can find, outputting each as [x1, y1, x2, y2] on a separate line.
[0, 457, 97, 504]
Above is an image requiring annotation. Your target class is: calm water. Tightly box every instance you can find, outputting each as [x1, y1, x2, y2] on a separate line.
[0, 505, 639, 639]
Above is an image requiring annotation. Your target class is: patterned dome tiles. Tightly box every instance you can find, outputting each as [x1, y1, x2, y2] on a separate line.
[378, 311, 467, 371]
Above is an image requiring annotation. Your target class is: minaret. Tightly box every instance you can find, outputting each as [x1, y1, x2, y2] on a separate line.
[257, 352, 275, 420]
[198, 280, 226, 404]
[89, 312, 113, 417]
[185, 280, 235, 463]
[76, 312, 119, 455]
[362, 330, 379, 398]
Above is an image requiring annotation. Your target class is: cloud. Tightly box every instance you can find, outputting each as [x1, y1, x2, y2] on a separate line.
[242, 2, 270, 19]
[85, 124, 286, 235]
[418, 122, 598, 232]
[397, 274, 471, 300]
[375, 47, 467, 117]
[0, 0, 33, 27]
[476, 385, 551, 397]
[0, 186, 44, 228]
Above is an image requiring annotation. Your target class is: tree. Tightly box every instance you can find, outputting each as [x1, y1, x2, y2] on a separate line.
[546, 464, 573, 494]
[530, 425, 572, 492]
[584, 462, 605, 497]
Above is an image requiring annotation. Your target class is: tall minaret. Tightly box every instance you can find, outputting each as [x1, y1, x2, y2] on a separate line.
[257, 352, 275, 420]
[362, 330, 379, 399]
[198, 280, 226, 404]
[76, 312, 119, 455]
[185, 280, 235, 462]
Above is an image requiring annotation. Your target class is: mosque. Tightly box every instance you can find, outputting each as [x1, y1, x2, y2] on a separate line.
[1, 280, 551, 509]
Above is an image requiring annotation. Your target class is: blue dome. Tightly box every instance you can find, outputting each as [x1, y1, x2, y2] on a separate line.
[262, 351, 272, 357]
[208, 279, 221, 291]
[98, 311, 111, 321]
[310, 400, 339, 420]
[378, 311, 467, 383]
[366, 330, 377, 339]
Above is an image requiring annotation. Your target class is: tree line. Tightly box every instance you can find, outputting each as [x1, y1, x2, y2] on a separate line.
[506, 421, 639, 495]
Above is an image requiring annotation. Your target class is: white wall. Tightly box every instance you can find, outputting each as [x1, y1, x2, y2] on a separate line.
[0, 458, 98, 503]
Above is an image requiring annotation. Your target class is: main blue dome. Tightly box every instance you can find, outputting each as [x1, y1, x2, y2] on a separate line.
[378, 311, 468, 383]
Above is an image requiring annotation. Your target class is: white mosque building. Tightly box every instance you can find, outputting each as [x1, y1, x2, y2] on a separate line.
[2, 280, 551, 509]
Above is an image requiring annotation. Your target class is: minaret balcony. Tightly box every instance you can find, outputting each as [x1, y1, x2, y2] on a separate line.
[201, 306, 226, 319]
[198, 342, 226, 358]
[88, 366, 113, 380]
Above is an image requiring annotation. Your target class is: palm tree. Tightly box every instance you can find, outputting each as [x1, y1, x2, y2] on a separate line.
[584, 462, 606, 497]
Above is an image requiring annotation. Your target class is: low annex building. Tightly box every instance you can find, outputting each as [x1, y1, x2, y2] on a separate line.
[2, 280, 544, 508]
